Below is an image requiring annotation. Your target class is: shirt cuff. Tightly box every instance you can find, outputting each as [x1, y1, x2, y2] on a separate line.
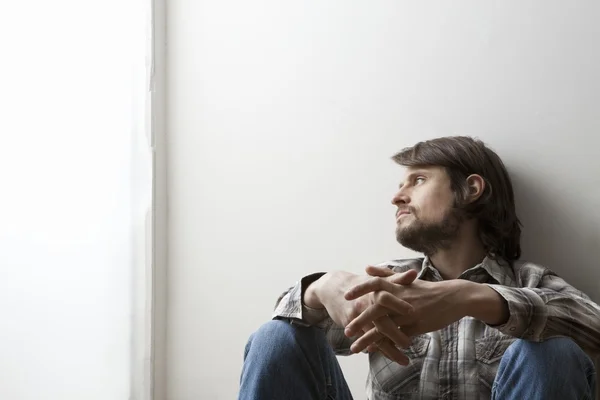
[485, 284, 548, 340]
[272, 272, 329, 326]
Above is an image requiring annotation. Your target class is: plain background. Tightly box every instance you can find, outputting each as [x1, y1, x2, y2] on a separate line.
[0, 0, 151, 398]
[166, 2, 600, 399]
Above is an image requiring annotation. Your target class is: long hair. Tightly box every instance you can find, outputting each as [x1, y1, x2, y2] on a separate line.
[392, 136, 522, 263]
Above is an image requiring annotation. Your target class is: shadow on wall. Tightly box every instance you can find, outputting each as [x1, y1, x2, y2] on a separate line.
[510, 168, 600, 303]
[511, 168, 600, 400]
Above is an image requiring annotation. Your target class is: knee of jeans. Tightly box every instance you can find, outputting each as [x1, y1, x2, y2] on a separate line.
[506, 337, 593, 371]
[244, 320, 302, 358]
[244, 332, 256, 359]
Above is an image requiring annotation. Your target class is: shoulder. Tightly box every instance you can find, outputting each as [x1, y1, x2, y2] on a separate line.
[509, 259, 558, 284]
[373, 258, 424, 273]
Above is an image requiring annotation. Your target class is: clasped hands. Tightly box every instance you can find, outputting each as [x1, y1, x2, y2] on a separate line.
[342, 266, 468, 365]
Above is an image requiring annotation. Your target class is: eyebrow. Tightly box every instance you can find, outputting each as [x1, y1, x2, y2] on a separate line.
[398, 170, 430, 189]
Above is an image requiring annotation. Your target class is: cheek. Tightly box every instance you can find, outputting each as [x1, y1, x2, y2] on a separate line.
[417, 192, 453, 221]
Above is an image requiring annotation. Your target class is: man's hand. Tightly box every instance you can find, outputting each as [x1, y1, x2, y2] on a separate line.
[304, 268, 418, 364]
[343, 267, 472, 354]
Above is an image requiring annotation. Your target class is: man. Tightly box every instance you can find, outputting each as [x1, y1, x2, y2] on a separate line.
[239, 136, 600, 400]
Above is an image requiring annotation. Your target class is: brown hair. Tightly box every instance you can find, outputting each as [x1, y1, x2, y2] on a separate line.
[392, 136, 522, 263]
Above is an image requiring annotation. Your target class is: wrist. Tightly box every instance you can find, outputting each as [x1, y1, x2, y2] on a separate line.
[303, 274, 326, 309]
[450, 280, 476, 319]
[463, 281, 509, 325]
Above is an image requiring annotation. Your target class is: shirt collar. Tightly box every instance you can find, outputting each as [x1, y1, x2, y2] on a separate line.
[419, 255, 516, 285]
[418, 257, 442, 281]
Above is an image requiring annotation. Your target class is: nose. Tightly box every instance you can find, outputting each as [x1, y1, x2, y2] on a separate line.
[391, 189, 409, 206]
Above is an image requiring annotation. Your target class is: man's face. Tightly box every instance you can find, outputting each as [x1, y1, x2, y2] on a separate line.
[391, 166, 464, 255]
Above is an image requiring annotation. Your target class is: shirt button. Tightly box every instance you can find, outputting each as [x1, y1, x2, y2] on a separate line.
[509, 327, 516, 331]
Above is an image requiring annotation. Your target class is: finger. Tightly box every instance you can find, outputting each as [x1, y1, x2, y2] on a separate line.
[344, 304, 391, 337]
[390, 311, 430, 336]
[364, 336, 402, 361]
[377, 291, 414, 316]
[392, 320, 428, 337]
[363, 324, 380, 353]
[365, 266, 418, 286]
[373, 317, 411, 349]
[365, 265, 395, 277]
[350, 328, 382, 354]
[344, 277, 395, 300]
[389, 269, 418, 285]
[397, 325, 419, 337]
[351, 319, 411, 353]
[345, 296, 414, 337]
[351, 324, 408, 356]
[352, 324, 376, 341]
[376, 339, 410, 365]
[366, 343, 378, 353]
[356, 325, 379, 353]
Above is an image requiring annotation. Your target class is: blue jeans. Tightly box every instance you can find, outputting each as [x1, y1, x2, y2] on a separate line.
[239, 320, 597, 400]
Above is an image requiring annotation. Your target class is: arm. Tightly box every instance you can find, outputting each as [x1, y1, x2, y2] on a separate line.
[272, 273, 356, 355]
[344, 263, 600, 357]
[463, 281, 510, 325]
[274, 266, 418, 360]
[473, 267, 600, 355]
[273, 273, 329, 326]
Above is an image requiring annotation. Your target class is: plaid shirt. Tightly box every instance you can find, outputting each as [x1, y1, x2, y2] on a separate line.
[273, 257, 600, 400]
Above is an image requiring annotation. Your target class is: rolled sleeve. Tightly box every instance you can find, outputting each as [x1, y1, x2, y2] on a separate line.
[272, 272, 329, 327]
[485, 284, 548, 340]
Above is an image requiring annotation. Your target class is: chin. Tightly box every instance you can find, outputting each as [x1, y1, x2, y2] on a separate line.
[396, 219, 413, 230]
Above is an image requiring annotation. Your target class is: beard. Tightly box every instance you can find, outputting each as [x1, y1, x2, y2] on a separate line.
[396, 208, 465, 256]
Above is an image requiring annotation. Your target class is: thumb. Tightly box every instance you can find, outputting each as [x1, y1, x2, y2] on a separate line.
[389, 269, 418, 285]
[365, 265, 395, 277]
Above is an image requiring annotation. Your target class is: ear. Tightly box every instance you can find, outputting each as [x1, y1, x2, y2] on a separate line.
[465, 174, 485, 203]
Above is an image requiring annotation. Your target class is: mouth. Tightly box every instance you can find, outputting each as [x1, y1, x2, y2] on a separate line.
[396, 211, 411, 222]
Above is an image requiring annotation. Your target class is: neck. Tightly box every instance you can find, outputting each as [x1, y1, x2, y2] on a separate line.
[429, 221, 487, 279]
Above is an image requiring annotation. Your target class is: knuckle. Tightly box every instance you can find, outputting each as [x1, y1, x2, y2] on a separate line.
[370, 276, 383, 286]
[379, 292, 393, 302]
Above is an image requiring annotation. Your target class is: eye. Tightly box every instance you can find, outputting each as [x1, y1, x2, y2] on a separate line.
[415, 176, 426, 185]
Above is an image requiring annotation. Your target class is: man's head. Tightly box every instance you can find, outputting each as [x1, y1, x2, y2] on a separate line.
[390, 136, 522, 263]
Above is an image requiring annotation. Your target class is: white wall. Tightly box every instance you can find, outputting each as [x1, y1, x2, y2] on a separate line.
[166, 2, 600, 399]
[0, 1, 151, 399]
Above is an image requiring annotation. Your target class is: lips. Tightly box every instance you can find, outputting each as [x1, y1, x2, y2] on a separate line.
[396, 210, 411, 221]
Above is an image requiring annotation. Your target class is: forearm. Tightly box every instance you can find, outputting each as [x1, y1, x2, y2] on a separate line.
[273, 272, 358, 354]
[462, 281, 510, 326]
[304, 271, 359, 309]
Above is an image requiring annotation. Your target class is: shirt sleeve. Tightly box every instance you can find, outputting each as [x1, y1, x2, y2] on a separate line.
[272, 273, 329, 326]
[486, 269, 600, 355]
[271, 272, 356, 355]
